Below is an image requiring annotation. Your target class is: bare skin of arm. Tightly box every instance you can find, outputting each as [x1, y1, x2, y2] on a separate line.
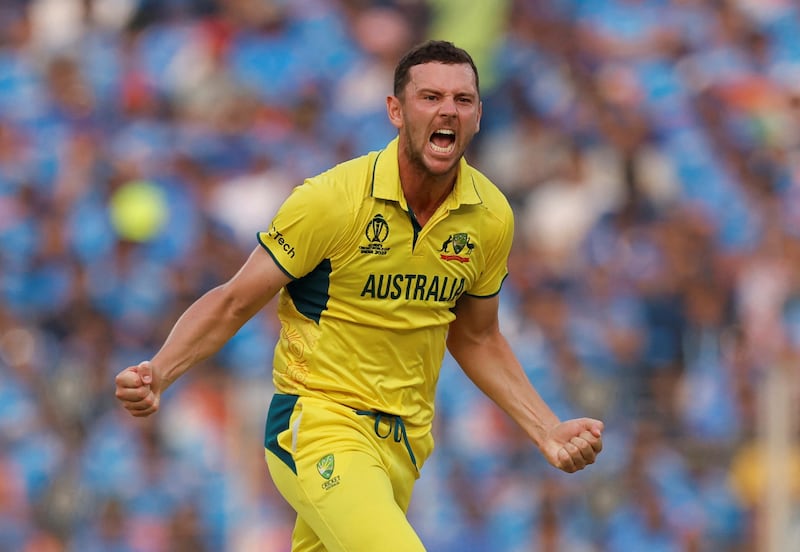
[114, 246, 291, 417]
[446, 293, 604, 473]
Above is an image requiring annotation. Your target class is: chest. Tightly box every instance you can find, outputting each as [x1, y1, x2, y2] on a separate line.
[334, 201, 485, 302]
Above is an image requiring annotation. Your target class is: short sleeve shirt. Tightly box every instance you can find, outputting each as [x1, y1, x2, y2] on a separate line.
[257, 138, 514, 430]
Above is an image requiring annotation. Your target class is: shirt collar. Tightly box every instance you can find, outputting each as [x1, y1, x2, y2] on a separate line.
[370, 137, 483, 209]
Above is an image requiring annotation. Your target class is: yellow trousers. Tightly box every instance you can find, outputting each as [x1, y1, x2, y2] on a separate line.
[264, 394, 434, 552]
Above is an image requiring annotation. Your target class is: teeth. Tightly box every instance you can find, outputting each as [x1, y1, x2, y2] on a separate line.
[430, 142, 455, 153]
[430, 129, 456, 154]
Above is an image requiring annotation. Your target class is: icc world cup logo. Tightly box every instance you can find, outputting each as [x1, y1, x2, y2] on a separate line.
[366, 214, 389, 243]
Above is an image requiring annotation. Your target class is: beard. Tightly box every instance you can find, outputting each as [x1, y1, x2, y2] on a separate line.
[399, 126, 460, 178]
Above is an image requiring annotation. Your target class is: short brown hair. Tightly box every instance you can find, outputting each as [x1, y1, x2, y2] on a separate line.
[393, 40, 480, 97]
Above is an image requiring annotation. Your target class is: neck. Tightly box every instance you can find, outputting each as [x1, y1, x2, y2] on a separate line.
[401, 172, 455, 227]
[398, 154, 458, 228]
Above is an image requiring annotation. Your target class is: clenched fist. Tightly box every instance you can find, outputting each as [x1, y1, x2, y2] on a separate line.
[540, 418, 604, 473]
[114, 361, 163, 417]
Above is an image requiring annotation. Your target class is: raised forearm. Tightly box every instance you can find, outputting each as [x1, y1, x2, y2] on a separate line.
[448, 332, 560, 448]
[152, 283, 261, 389]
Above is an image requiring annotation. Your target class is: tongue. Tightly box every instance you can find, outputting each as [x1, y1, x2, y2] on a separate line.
[431, 134, 453, 148]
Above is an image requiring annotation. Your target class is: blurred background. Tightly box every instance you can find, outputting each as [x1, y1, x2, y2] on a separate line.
[1, 0, 799, 550]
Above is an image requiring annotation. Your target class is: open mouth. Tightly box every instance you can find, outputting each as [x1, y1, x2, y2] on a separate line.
[429, 129, 456, 154]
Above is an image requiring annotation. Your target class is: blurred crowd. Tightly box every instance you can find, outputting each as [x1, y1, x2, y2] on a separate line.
[1, 0, 800, 550]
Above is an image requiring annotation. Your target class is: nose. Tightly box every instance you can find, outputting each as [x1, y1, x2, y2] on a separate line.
[439, 95, 457, 116]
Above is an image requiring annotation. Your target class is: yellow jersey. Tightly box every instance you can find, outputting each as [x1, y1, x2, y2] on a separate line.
[257, 137, 513, 431]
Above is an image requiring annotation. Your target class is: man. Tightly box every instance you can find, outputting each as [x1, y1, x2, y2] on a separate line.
[115, 40, 604, 551]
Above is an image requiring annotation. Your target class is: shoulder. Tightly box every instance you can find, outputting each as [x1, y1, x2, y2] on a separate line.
[464, 163, 514, 223]
[307, 151, 377, 193]
[280, 151, 376, 214]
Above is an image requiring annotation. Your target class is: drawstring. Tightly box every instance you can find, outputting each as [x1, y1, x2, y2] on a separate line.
[355, 410, 418, 469]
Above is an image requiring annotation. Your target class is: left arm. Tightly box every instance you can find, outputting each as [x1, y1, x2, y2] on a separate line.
[446, 294, 604, 473]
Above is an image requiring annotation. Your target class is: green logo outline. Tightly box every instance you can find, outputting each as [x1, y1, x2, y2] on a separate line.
[316, 454, 334, 480]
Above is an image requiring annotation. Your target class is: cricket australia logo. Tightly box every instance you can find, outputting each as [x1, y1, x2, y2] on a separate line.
[440, 232, 474, 263]
[317, 454, 341, 490]
[360, 214, 391, 256]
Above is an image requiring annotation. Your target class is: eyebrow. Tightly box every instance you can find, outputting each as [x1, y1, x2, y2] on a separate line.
[413, 86, 477, 98]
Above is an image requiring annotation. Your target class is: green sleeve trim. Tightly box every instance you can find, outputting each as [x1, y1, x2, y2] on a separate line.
[464, 273, 508, 299]
[257, 232, 297, 280]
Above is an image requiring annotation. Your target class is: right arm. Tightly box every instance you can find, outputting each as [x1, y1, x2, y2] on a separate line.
[114, 246, 291, 417]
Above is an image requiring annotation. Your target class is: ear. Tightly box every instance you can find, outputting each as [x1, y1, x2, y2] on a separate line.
[476, 100, 483, 133]
[386, 95, 403, 130]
